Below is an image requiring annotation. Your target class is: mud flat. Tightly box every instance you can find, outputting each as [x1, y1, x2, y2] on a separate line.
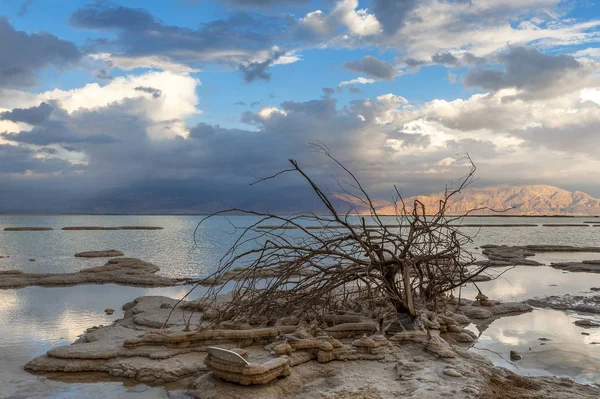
[4, 227, 53, 231]
[74, 250, 125, 258]
[480, 245, 600, 269]
[527, 294, 600, 314]
[0, 258, 185, 289]
[62, 226, 164, 230]
[23, 295, 598, 399]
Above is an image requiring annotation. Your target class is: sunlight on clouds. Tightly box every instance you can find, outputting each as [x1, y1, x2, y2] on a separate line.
[258, 106, 287, 120]
[91, 53, 199, 74]
[339, 77, 375, 86]
[333, 0, 381, 37]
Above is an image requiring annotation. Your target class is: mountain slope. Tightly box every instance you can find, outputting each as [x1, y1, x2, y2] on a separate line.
[375, 185, 600, 216]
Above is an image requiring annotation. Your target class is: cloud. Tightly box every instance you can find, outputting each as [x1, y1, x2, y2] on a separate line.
[70, 3, 289, 81]
[343, 56, 398, 80]
[0, 102, 54, 125]
[239, 50, 284, 82]
[390, 0, 600, 62]
[464, 46, 598, 100]
[0, 18, 81, 88]
[339, 77, 375, 86]
[332, 0, 381, 37]
[372, 0, 418, 34]
[17, 0, 34, 17]
[0, 143, 72, 174]
[219, 0, 311, 6]
[134, 86, 162, 98]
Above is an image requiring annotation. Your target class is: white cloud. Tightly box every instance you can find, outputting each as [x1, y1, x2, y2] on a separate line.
[392, 0, 600, 60]
[339, 77, 375, 86]
[436, 157, 456, 166]
[91, 53, 199, 74]
[258, 106, 287, 120]
[332, 0, 381, 37]
[1, 71, 201, 140]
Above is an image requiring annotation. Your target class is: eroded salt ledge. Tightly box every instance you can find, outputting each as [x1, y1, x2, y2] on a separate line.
[0, 258, 186, 289]
[23, 293, 596, 399]
[480, 245, 600, 273]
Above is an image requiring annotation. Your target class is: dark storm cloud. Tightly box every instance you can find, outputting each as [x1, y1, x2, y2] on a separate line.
[0, 144, 71, 174]
[464, 46, 585, 98]
[0, 102, 54, 125]
[0, 18, 81, 88]
[372, 0, 418, 34]
[134, 86, 162, 98]
[2, 122, 118, 145]
[343, 56, 397, 80]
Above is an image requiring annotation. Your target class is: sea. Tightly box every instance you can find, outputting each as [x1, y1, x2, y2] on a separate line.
[1, 215, 600, 398]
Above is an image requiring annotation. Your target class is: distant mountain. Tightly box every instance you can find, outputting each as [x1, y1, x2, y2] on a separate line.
[375, 185, 600, 216]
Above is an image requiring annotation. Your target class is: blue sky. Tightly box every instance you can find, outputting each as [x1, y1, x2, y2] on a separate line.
[0, 0, 599, 213]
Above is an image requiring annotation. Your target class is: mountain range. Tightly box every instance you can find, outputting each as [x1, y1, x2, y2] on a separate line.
[374, 185, 600, 216]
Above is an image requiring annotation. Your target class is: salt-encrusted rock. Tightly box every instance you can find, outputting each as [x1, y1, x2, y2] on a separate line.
[443, 367, 462, 377]
[324, 322, 378, 339]
[461, 301, 532, 320]
[4, 227, 53, 231]
[574, 319, 600, 328]
[0, 258, 183, 289]
[75, 250, 124, 258]
[527, 294, 600, 314]
[551, 261, 600, 273]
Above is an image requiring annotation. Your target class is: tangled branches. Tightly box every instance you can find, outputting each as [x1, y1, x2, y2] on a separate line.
[186, 145, 493, 328]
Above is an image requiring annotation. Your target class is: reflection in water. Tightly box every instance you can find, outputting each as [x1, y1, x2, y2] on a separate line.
[461, 266, 600, 385]
[466, 309, 600, 385]
[0, 284, 200, 399]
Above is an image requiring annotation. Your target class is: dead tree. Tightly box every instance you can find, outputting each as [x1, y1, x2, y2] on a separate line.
[187, 144, 494, 328]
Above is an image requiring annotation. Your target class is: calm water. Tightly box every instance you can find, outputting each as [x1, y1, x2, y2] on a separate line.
[1, 215, 600, 398]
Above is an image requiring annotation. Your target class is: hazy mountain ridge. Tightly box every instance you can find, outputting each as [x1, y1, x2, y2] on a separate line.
[375, 185, 600, 216]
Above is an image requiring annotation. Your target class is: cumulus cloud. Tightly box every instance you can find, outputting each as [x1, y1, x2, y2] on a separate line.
[0, 102, 54, 125]
[464, 46, 599, 100]
[372, 0, 418, 34]
[343, 56, 398, 80]
[0, 18, 81, 88]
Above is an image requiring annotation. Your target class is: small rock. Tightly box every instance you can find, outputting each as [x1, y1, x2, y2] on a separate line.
[538, 337, 551, 341]
[574, 319, 600, 328]
[443, 368, 462, 377]
[510, 350, 522, 361]
[582, 332, 590, 336]
[104, 308, 114, 315]
[413, 356, 426, 362]
[29, 258, 35, 262]
[591, 287, 600, 292]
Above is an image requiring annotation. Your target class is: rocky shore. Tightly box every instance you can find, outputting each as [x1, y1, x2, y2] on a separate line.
[23, 293, 597, 399]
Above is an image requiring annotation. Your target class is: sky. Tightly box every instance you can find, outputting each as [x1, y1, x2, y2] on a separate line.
[0, 0, 599, 213]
